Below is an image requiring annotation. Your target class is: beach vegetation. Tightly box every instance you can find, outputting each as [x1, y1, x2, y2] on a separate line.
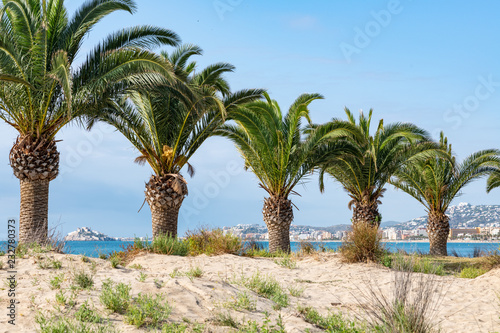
[274, 255, 297, 269]
[297, 305, 363, 333]
[75, 301, 102, 323]
[36, 311, 115, 333]
[459, 266, 487, 279]
[73, 270, 94, 289]
[185, 266, 203, 279]
[137, 272, 148, 282]
[390, 133, 499, 256]
[241, 272, 289, 309]
[186, 228, 242, 255]
[288, 285, 305, 297]
[161, 321, 205, 332]
[49, 274, 65, 290]
[100, 280, 132, 314]
[224, 291, 257, 311]
[358, 256, 445, 333]
[125, 293, 172, 328]
[340, 222, 385, 263]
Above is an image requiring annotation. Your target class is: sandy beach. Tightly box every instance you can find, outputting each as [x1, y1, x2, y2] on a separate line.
[0, 252, 499, 332]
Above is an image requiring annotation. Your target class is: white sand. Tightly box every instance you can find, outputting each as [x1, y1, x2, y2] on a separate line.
[1, 252, 499, 332]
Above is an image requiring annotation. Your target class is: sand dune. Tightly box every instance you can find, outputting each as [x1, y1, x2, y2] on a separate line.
[1, 252, 499, 332]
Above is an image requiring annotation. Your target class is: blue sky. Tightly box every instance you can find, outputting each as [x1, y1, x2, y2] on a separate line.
[1, 0, 500, 238]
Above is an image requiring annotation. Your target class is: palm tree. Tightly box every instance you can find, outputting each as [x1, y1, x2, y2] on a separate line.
[319, 108, 438, 227]
[216, 93, 358, 253]
[486, 169, 500, 193]
[95, 44, 264, 238]
[390, 133, 500, 256]
[0, 0, 179, 244]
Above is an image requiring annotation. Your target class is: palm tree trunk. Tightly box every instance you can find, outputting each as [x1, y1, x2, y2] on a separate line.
[352, 202, 381, 227]
[427, 210, 450, 256]
[263, 197, 293, 253]
[19, 179, 49, 244]
[9, 136, 59, 244]
[145, 174, 188, 238]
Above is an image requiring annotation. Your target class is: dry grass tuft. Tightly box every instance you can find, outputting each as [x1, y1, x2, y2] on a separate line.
[356, 256, 446, 333]
[340, 222, 385, 263]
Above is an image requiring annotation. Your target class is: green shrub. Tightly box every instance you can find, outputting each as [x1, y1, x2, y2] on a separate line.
[150, 234, 190, 256]
[299, 241, 316, 255]
[298, 305, 363, 333]
[75, 301, 102, 323]
[125, 293, 172, 328]
[137, 272, 147, 282]
[36, 311, 115, 333]
[109, 255, 122, 268]
[185, 266, 203, 279]
[340, 222, 385, 263]
[50, 274, 64, 290]
[186, 228, 242, 255]
[288, 285, 305, 297]
[459, 266, 486, 279]
[73, 271, 94, 289]
[244, 272, 289, 309]
[225, 291, 257, 311]
[161, 321, 205, 332]
[392, 254, 446, 276]
[274, 256, 297, 269]
[99, 280, 132, 314]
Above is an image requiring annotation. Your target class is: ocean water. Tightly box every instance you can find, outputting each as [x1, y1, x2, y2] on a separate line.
[1, 240, 497, 258]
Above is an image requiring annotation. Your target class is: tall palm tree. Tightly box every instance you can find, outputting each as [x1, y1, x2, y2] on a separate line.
[95, 44, 264, 238]
[0, 0, 179, 244]
[319, 108, 438, 227]
[390, 133, 500, 256]
[216, 93, 359, 253]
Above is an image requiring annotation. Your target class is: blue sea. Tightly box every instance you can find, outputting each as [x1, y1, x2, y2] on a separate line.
[1, 240, 498, 258]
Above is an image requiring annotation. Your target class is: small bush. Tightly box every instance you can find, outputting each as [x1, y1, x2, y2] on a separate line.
[358, 256, 445, 333]
[73, 271, 94, 289]
[50, 274, 64, 290]
[125, 293, 172, 328]
[288, 285, 305, 297]
[137, 272, 148, 282]
[99, 280, 132, 314]
[36, 311, 114, 333]
[38, 258, 62, 269]
[186, 228, 242, 255]
[298, 305, 362, 332]
[244, 272, 289, 309]
[340, 222, 385, 263]
[150, 234, 190, 256]
[75, 301, 102, 323]
[109, 255, 122, 268]
[299, 241, 316, 255]
[161, 321, 205, 332]
[274, 256, 297, 269]
[225, 291, 257, 311]
[392, 254, 446, 276]
[185, 266, 203, 279]
[213, 312, 240, 328]
[459, 266, 486, 279]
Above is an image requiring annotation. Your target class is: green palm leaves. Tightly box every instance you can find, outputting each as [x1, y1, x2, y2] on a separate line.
[0, 0, 179, 140]
[390, 133, 500, 255]
[319, 108, 437, 225]
[217, 93, 358, 252]
[97, 45, 264, 177]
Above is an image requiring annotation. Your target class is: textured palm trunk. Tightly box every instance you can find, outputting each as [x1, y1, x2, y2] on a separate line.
[352, 202, 381, 227]
[263, 197, 293, 253]
[145, 174, 188, 238]
[9, 136, 59, 244]
[427, 210, 449, 256]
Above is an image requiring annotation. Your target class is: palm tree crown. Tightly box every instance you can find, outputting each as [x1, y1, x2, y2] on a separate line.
[319, 108, 437, 226]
